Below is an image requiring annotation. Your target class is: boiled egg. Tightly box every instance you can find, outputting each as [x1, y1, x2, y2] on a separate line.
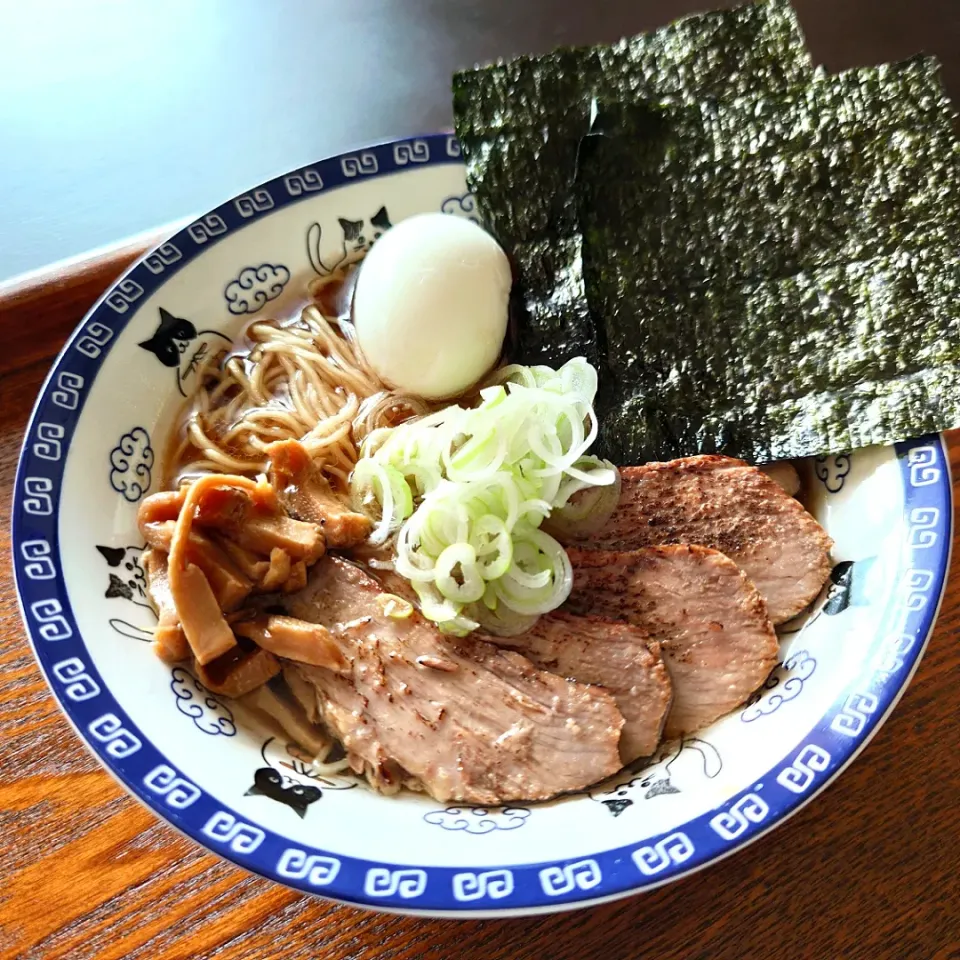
[352, 212, 511, 400]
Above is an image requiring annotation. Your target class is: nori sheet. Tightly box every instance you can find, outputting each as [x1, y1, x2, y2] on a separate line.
[452, 0, 960, 462]
[580, 56, 960, 460]
[454, 0, 815, 368]
[598, 241, 960, 462]
[579, 57, 958, 296]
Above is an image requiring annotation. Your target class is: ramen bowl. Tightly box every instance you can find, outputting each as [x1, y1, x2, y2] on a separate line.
[13, 133, 952, 917]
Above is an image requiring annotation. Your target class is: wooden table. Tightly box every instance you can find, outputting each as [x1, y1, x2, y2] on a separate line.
[2, 250, 960, 960]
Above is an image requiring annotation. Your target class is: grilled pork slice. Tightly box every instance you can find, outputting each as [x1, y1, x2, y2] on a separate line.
[267, 440, 373, 549]
[496, 611, 672, 764]
[280, 557, 624, 803]
[567, 546, 779, 739]
[364, 568, 669, 762]
[583, 456, 833, 624]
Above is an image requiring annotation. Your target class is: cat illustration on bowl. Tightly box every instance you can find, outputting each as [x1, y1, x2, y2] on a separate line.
[307, 206, 393, 277]
[138, 307, 231, 396]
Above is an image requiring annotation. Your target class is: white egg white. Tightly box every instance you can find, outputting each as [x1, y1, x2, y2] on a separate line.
[353, 212, 512, 399]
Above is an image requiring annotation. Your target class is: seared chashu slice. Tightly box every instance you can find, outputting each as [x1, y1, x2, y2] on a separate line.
[366, 567, 670, 763]
[281, 557, 624, 804]
[577, 455, 833, 624]
[567, 546, 779, 739]
[494, 611, 672, 764]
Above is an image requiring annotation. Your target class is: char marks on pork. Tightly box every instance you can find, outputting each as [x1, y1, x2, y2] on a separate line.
[582, 455, 833, 624]
[280, 557, 625, 803]
[567, 545, 779, 739]
[495, 610, 672, 764]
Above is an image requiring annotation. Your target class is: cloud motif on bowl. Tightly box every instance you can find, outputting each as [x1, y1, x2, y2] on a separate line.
[741, 650, 817, 722]
[423, 806, 530, 834]
[109, 427, 154, 502]
[170, 667, 237, 737]
[814, 453, 852, 493]
[224, 263, 291, 315]
[440, 192, 479, 223]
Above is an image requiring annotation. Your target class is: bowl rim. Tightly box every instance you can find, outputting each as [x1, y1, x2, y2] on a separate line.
[12, 131, 954, 917]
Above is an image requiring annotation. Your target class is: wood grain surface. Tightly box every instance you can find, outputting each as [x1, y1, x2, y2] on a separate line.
[2, 252, 960, 960]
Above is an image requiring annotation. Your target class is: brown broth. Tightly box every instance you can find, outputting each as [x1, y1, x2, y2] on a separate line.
[313, 265, 357, 321]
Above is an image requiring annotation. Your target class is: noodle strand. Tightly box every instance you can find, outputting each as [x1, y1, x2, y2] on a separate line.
[170, 290, 384, 486]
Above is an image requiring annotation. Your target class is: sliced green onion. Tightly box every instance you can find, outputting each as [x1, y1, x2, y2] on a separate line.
[470, 515, 512, 580]
[434, 542, 484, 603]
[349, 357, 617, 632]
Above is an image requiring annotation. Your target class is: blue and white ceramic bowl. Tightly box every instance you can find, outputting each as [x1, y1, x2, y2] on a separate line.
[13, 133, 953, 917]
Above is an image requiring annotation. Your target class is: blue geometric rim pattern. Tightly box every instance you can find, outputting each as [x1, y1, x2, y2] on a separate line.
[12, 133, 954, 914]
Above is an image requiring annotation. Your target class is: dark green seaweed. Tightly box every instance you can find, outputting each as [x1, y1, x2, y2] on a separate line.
[580, 57, 960, 459]
[597, 239, 960, 461]
[580, 57, 958, 295]
[452, 0, 960, 462]
[454, 0, 816, 369]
